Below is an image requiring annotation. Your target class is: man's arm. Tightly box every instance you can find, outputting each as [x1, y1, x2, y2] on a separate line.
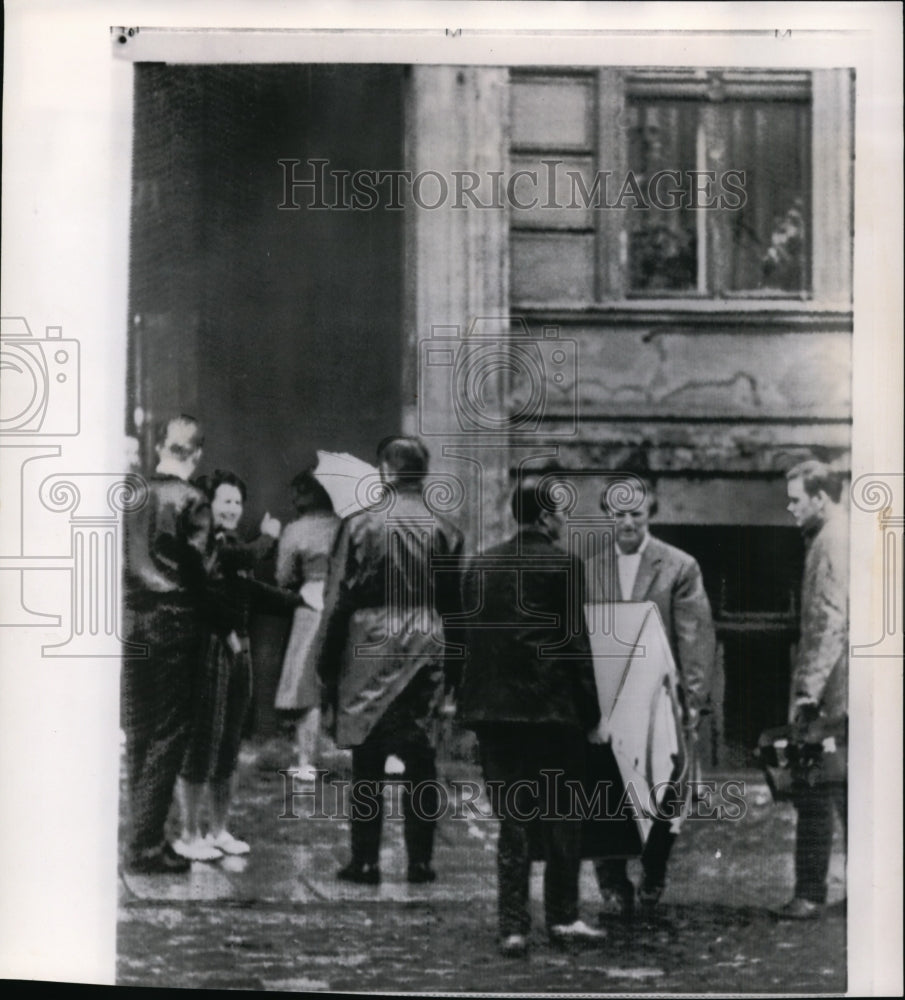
[793, 538, 848, 711]
[671, 557, 716, 719]
[311, 517, 357, 696]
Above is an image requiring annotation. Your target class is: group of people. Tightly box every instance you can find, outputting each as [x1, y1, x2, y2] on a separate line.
[121, 416, 848, 958]
[121, 415, 337, 869]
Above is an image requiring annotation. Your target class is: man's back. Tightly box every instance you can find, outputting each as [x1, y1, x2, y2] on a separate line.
[458, 528, 599, 733]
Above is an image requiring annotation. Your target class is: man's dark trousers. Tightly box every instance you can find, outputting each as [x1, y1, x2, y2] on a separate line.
[794, 781, 847, 903]
[121, 603, 201, 861]
[477, 723, 586, 937]
[348, 703, 439, 868]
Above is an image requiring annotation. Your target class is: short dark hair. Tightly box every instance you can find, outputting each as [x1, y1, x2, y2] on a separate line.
[786, 459, 842, 503]
[155, 414, 204, 461]
[376, 436, 430, 482]
[290, 469, 334, 513]
[511, 473, 566, 526]
[197, 468, 247, 503]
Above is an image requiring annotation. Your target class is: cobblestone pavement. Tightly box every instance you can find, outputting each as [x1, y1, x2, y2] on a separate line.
[117, 739, 846, 993]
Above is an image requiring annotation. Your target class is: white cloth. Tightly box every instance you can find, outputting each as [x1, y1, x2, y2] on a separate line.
[616, 532, 650, 599]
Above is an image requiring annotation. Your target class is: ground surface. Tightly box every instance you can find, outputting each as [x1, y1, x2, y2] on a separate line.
[117, 737, 846, 994]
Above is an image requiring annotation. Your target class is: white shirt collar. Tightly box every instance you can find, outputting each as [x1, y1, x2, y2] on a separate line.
[615, 532, 650, 558]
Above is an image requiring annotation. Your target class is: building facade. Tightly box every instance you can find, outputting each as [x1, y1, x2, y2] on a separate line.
[128, 64, 854, 755]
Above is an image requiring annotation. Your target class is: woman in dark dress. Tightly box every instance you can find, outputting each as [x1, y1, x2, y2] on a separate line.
[175, 470, 300, 860]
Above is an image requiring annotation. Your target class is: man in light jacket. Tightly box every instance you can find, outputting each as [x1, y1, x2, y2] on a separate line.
[585, 472, 716, 915]
[772, 459, 848, 920]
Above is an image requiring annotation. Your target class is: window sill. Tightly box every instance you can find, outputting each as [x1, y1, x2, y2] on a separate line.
[510, 301, 853, 332]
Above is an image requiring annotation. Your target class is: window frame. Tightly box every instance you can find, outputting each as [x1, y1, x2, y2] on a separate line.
[508, 66, 853, 315]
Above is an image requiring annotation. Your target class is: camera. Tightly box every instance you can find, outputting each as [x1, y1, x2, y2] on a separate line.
[418, 317, 578, 438]
[0, 317, 80, 436]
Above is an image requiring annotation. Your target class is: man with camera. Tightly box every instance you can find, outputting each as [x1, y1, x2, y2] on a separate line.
[772, 459, 849, 920]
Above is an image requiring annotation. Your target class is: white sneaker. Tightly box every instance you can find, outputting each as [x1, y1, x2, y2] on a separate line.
[172, 836, 224, 862]
[205, 831, 250, 856]
[549, 919, 607, 944]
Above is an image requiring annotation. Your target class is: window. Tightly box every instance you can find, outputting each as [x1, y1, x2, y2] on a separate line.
[509, 68, 848, 307]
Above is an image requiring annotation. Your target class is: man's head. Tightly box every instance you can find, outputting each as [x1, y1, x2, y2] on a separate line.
[154, 414, 204, 479]
[600, 474, 657, 554]
[511, 473, 568, 542]
[785, 459, 842, 533]
[376, 436, 429, 489]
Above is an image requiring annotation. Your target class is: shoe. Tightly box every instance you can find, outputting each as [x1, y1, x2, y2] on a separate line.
[172, 836, 224, 862]
[548, 919, 607, 946]
[205, 831, 250, 856]
[125, 843, 191, 875]
[407, 862, 437, 884]
[499, 934, 529, 958]
[770, 897, 824, 920]
[638, 883, 663, 912]
[597, 882, 635, 922]
[336, 861, 381, 885]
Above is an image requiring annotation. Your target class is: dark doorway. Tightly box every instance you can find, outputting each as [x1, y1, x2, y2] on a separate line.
[127, 63, 406, 525]
[127, 64, 407, 734]
[656, 524, 806, 765]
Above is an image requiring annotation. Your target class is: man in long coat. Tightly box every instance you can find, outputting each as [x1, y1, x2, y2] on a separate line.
[458, 473, 605, 956]
[314, 436, 463, 885]
[772, 459, 848, 920]
[585, 473, 715, 915]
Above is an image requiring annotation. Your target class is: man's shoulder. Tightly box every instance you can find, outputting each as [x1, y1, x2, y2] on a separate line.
[154, 473, 206, 507]
[647, 534, 699, 572]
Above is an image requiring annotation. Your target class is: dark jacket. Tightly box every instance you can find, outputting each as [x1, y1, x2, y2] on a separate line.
[585, 534, 716, 717]
[457, 528, 601, 733]
[313, 486, 464, 748]
[202, 531, 300, 637]
[123, 473, 212, 611]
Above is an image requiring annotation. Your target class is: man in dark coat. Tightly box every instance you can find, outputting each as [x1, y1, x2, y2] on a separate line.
[772, 459, 848, 920]
[314, 436, 464, 885]
[121, 414, 212, 874]
[585, 473, 715, 915]
[458, 473, 606, 957]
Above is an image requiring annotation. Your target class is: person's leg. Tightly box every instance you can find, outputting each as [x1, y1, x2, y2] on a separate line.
[295, 707, 322, 777]
[346, 735, 385, 870]
[397, 730, 439, 873]
[478, 729, 533, 940]
[203, 641, 253, 855]
[640, 818, 676, 899]
[538, 732, 584, 930]
[177, 778, 206, 841]
[793, 784, 835, 904]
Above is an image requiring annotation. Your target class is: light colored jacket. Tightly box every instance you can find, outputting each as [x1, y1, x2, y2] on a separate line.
[585, 534, 716, 716]
[792, 508, 849, 724]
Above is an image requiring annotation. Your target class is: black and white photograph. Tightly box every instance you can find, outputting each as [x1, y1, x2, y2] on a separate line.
[1, 2, 902, 994]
